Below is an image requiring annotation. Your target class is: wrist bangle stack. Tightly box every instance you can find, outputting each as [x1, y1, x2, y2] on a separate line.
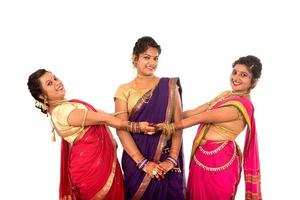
[162, 122, 175, 139]
[136, 158, 149, 170]
[166, 156, 177, 166]
[127, 121, 141, 133]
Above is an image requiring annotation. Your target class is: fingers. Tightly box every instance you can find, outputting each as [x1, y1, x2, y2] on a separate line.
[144, 162, 166, 180]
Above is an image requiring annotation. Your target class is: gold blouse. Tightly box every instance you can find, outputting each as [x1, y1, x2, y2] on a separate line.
[206, 91, 246, 141]
[51, 102, 88, 143]
[114, 82, 151, 114]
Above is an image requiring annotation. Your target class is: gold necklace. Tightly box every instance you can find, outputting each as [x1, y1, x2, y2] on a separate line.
[141, 90, 153, 104]
[133, 77, 157, 104]
[230, 90, 250, 97]
[48, 99, 67, 106]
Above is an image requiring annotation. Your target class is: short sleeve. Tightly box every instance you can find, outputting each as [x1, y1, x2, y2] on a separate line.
[52, 102, 77, 127]
[114, 84, 129, 102]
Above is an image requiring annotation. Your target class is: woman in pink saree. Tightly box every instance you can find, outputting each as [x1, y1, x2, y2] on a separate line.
[27, 69, 154, 200]
[158, 55, 262, 200]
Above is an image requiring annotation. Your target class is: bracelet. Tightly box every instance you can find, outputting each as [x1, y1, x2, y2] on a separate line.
[166, 156, 177, 166]
[136, 158, 149, 170]
[162, 122, 176, 139]
[127, 121, 141, 133]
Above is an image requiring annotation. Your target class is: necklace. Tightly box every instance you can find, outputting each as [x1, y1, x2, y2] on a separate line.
[141, 90, 153, 104]
[48, 99, 67, 106]
[133, 77, 158, 104]
[230, 90, 250, 97]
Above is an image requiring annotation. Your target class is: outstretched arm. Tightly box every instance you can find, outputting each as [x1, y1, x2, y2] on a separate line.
[182, 103, 210, 119]
[176, 106, 241, 130]
[67, 109, 127, 129]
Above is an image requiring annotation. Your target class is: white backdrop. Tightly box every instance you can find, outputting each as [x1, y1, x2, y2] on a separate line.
[1, 0, 299, 199]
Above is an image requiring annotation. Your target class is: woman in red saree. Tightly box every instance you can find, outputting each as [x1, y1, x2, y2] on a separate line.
[159, 55, 262, 200]
[27, 69, 155, 200]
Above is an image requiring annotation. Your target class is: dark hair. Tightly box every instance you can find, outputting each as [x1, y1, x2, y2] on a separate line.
[27, 69, 48, 114]
[232, 55, 262, 80]
[132, 36, 161, 59]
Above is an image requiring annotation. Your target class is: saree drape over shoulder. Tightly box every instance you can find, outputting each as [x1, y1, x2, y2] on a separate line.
[188, 97, 262, 200]
[117, 78, 186, 200]
[53, 99, 125, 200]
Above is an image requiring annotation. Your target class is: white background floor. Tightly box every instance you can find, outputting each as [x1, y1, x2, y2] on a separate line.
[1, 0, 299, 199]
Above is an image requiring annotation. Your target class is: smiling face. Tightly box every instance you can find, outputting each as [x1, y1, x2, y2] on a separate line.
[38, 71, 66, 101]
[230, 64, 253, 93]
[134, 47, 159, 76]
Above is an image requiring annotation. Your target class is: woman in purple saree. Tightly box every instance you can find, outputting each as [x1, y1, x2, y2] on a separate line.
[114, 36, 186, 199]
[159, 55, 262, 200]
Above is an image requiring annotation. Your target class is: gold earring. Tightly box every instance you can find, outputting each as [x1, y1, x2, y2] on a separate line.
[42, 98, 49, 113]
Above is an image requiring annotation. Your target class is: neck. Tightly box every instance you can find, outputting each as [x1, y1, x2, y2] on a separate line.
[48, 99, 66, 107]
[231, 90, 250, 96]
[136, 74, 155, 80]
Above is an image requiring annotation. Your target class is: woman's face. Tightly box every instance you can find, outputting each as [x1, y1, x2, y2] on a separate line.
[134, 47, 159, 76]
[230, 64, 253, 93]
[39, 71, 66, 101]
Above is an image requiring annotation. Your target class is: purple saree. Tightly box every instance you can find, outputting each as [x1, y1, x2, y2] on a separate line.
[122, 78, 186, 200]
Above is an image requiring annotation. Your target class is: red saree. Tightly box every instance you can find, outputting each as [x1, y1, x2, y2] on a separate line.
[188, 97, 262, 200]
[59, 99, 125, 200]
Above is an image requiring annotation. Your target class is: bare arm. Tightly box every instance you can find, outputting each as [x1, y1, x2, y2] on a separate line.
[67, 109, 127, 129]
[114, 99, 144, 164]
[175, 106, 240, 130]
[182, 103, 210, 119]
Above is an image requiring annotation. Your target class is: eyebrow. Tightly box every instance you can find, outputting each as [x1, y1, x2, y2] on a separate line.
[233, 69, 251, 76]
[143, 53, 158, 57]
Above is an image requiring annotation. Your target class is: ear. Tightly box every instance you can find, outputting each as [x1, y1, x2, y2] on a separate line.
[251, 79, 258, 89]
[38, 95, 46, 100]
[132, 55, 138, 66]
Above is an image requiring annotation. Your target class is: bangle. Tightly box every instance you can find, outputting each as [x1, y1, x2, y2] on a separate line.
[162, 122, 176, 139]
[136, 158, 148, 170]
[166, 156, 177, 166]
[127, 121, 131, 132]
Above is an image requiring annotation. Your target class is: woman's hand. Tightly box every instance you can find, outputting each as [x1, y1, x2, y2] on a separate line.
[154, 123, 164, 131]
[158, 160, 175, 175]
[142, 161, 166, 180]
[139, 122, 156, 135]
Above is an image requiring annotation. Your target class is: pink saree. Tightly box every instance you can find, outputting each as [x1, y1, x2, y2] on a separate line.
[59, 99, 125, 200]
[187, 97, 262, 200]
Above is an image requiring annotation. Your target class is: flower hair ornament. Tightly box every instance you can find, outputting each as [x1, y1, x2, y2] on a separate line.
[35, 98, 48, 114]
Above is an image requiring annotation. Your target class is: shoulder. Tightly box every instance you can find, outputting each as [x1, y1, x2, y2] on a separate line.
[52, 102, 86, 116]
[116, 81, 133, 91]
[114, 81, 134, 101]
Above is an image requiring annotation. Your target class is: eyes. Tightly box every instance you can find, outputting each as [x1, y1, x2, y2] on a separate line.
[142, 55, 159, 61]
[46, 76, 59, 86]
[231, 70, 250, 78]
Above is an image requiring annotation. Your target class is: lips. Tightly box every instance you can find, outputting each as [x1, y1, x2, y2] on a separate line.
[56, 84, 64, 91]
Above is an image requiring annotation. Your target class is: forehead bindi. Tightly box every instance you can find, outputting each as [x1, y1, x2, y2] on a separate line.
[234, 64, 251, 75]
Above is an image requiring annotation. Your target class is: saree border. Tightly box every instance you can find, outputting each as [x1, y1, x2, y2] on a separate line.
[132, 78, 177, 200]
[91, 126, 117, 200]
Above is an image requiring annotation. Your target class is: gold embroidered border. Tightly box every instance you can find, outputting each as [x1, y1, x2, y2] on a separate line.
[245, 191, 262, 200]
[245, 174, 261, 183]
[59, 195, 72, 200]
[91, 127, 117, 200]
[132, 78, 176, 200]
